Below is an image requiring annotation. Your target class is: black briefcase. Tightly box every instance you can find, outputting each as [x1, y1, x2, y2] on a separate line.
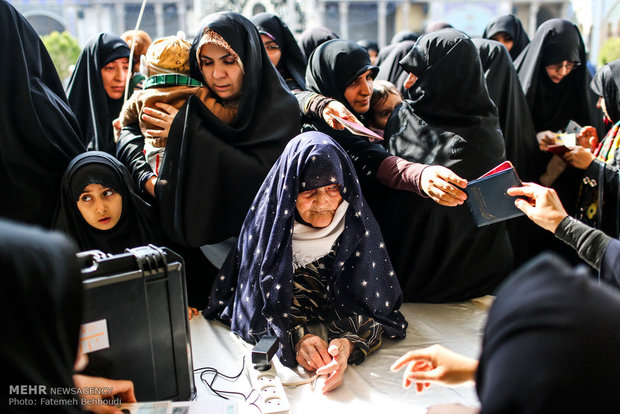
[77, 245, 195, 401]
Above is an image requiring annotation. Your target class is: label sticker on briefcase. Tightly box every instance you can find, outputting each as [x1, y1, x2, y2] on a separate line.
[79, 319, 110, 354]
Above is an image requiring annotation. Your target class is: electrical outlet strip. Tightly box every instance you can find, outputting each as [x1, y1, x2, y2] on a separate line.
[248, 364, 291, 414]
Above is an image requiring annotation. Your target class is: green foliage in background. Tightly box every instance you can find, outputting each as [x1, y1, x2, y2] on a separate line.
[41, 31, 81, 80]
[599, 36, 620, 66]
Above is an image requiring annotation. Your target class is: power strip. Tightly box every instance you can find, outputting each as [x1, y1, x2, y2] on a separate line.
[248, 363, 291, 414]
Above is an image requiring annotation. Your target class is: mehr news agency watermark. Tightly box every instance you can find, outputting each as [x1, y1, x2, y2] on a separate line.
[8, 384, 121, 408]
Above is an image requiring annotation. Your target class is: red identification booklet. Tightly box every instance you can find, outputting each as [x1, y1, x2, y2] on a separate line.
[477, 160, 514, 178]
[333, 115, 384, 143]
[547, 145, 572, 156]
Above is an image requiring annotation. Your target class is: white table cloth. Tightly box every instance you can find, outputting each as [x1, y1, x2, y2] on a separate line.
[189, 297, 493, 413]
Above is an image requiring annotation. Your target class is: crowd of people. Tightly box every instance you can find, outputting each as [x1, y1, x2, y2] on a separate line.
[3, 0, 620, 411]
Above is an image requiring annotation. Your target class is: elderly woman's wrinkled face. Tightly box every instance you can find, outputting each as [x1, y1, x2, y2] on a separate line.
[199, 43, 244, 101]
[100, 57, 129, 100]
[76, 183, 122, 230]
[296, 184, 343, 228]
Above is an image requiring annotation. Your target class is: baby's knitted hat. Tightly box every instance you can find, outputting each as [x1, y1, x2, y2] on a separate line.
[141, 36, 192, 76]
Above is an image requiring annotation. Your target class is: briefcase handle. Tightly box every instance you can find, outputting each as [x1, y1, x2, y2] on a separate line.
[78, 245, 169, 279]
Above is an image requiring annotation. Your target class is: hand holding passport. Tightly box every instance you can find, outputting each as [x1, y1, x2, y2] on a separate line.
[547, 133, 576, 156]
[546, 120, 586, 155]
[464, 161, 526, 227]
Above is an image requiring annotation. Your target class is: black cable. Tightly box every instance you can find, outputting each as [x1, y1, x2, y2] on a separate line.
[193, 356, 262, 413]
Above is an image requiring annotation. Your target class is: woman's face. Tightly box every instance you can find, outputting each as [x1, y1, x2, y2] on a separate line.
[545, 60, 578, 84]
[344, 69, 374, 114]
[199, 43, 244, 101]
[597, 96, 611, 121]
[260, 34, 282, 68]
[371, 92, 402, 130]
[76, 183, 122, 230]
[368, 49, 378, 66]
[296, 184, 343, 228]
[100, 57, 129, 100]
[490, 32, 514, 52]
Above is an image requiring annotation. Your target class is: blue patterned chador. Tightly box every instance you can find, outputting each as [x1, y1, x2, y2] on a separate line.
[205, 131, 407, 367]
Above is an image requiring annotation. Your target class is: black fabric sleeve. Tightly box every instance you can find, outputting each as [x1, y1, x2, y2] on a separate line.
[600, 238, 620, 289]
[294, 90, 334, 120]
[116, 124, 156, 192]
[555, 216, 611, 270]
[331, 131, 391, 180]
[285, 77, 304, 93]
[587, 158, 620, 194]
[585, 158, 619, 183]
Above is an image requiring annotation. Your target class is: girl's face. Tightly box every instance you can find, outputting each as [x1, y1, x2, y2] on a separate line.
[296, 184, 343, 228]
[490, 32, 514, 52]
[199, 43, 244, 101]
[100, 57, 129, 100]
[344, 69, 374, 114]
[545, 60, 578, 84]
[371, 92, 403, 130]
[76, 183, 122, 230]
[260, 34, 282, 68]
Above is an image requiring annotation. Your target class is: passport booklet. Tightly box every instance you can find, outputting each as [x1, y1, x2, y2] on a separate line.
[465, 161, 525, 227]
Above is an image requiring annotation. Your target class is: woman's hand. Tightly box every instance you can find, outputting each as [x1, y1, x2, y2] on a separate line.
[73, 374, 136, 413]
[112, 118, 122, 142]
[322, 100, 363, 130]
[295, 334, 331, 372]
[420, 166, 468, 207]
[142, 102, 179, 139]
[403, 73, 418, 89]
[506, 182, 568, 233]
[563, 146, 595, 170]
[187, 307, 199, 320]
[536, 130, 557, 151]
[315, 338, 352, 393]
[144, 176, 157, 198]
[390, 344, 478, 393]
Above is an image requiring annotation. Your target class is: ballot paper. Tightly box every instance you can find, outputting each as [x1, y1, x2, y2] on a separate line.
[565, 119, 582, 133]
[547, 133, 576, 155]
[547, 120, 581, 155]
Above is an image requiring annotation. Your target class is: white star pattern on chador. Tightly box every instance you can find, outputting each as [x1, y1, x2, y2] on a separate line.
[204, 132, 407, 368]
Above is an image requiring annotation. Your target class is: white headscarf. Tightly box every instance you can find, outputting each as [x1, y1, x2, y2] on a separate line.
[292, 200, 349, 270]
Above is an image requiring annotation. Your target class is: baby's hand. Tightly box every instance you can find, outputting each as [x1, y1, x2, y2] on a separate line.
[576, 126, 599, 151]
